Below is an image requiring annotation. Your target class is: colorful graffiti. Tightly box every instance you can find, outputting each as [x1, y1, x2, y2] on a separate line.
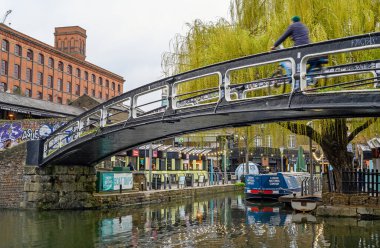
[0, 120, 65, 150]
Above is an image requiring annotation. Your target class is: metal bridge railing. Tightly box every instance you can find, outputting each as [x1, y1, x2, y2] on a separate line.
[41, 32, 380, 161]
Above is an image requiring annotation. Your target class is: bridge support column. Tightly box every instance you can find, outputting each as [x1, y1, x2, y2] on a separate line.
[21, 165, 99, 210]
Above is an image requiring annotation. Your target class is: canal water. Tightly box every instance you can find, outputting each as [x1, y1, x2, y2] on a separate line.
[1, 192, 379, 248]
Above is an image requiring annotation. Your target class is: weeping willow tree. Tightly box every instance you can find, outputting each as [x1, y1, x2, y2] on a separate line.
[162, 0, 380, 191]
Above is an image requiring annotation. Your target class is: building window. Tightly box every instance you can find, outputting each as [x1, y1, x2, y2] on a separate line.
[266, 135, 272, 147]
[37, 72, 43, 85]
[47, 75, 53, 88]
[99, 91, 102, 99]
[48, 94, 53, 102]
[106, 80, 109, 87]
[99, 77, 103, 86]
[75, 84, 80, 95]
[58, 61, 63, 71]
[288, 135, 296, 148]
[0, 82, 7, 92]
[67, 65, 72, 75]
[254, 135, 262, 147]
[117, 84, 121, 93]
[1, 60, 8, 75]
[111, 82, 115, 90]
[84, 71, 88, 80]
[26, 68, 33, 82]
[25, 88, 32, 97]
[13, 85, 21, 94]
[84, 87, 88, 94]
[91, 74, 96, 83]
[14, 45, 22, 56]
[37, 91, 43, 99]
[76, 68, 81, 78]
[66, 82, 71, 93]
[13, 64, 20, 79]
[57, 97, 62, 104]
[1, 39, 9, 52]
[48, 57, 54, 68]
[26, 49, 33, 61]
[57, 79, 63, 91]
[38, 53, 44, 64]
[91, 89, 95, 97]
[105, 94, 109, 100]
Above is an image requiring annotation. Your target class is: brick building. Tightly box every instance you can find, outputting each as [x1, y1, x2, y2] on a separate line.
[0, 24, 125, 105]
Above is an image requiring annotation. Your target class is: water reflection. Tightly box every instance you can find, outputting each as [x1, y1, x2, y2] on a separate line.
[1, 193, 380, 247]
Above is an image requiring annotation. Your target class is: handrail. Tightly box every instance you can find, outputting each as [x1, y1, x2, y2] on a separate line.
[39, 31, 380, 162]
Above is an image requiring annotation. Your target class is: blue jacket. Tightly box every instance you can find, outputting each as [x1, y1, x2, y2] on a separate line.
[274, 22, 310, 47]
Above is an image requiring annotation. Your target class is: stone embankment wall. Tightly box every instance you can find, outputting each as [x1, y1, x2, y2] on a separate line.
[0, 142, 98, 210]
[322, 192, 379, 206]
[22, 165, 97, 210]
[0, 143, 241, 210]
[95, 185, 239, 209]
[318, 192, 380, 218]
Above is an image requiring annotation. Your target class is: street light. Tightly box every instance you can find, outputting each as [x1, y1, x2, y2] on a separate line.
[307, 121, 314, 195]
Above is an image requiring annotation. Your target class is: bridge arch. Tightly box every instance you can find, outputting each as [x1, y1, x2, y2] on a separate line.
[32, 32, 380, 166]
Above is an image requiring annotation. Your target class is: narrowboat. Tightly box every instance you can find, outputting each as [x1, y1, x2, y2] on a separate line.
[245, 172, 302, 201]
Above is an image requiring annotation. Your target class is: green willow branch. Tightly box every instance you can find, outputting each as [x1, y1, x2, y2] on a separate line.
[277, 122, 323, 145]
[347, 118, 378, 142]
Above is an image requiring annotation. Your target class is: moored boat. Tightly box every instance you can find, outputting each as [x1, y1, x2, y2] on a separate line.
[245, 172, 302, 201]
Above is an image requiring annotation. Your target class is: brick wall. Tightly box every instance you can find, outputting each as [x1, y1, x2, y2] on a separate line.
[0, 143, 26, 208]
[0, 142, 98, 210]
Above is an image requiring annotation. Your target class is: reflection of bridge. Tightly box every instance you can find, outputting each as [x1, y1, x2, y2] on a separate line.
[30, 32, 380, 166]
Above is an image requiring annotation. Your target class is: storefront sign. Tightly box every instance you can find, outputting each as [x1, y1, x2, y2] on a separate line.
[199, 175, 205, 183]
[99, 172, 133, 191]
[179, 176, 185, 185]
[132, 149, 139, 157]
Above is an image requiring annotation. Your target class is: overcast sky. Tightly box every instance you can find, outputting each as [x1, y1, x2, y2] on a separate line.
[1, 0, 231, 92]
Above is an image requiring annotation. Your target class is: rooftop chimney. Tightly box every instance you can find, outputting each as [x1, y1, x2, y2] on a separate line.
[54, 26, 87, 60]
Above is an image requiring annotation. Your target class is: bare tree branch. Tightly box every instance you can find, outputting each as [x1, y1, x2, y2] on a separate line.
[347, 118, 377, 142]
[277, 122, 323, 145]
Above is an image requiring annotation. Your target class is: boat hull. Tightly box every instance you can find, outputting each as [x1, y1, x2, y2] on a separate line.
[246, 193, 284, 201]
[291, 199, 317, 212]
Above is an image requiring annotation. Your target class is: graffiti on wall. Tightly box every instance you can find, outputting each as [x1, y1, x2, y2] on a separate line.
[0, 120, 65, 150]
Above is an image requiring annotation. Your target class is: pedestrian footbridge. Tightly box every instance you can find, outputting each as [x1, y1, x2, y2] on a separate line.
[30, 32, 380, 166]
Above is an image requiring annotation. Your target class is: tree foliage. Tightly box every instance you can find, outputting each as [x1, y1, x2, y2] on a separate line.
[162, 0, 380, 191]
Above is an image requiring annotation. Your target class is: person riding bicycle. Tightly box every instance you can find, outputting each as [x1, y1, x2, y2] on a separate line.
[271, 16, 328, 85]
[271, 15, 309, 50]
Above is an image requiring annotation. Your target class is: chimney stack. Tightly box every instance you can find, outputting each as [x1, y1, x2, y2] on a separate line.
[54, 26, 87, 60]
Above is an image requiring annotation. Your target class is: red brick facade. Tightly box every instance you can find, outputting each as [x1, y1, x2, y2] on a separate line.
[0, 24, 124, 105]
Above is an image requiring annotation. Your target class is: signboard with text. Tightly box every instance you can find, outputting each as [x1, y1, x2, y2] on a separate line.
[179, 176, 185, 185]
[132, 149, 139, 157]
[98, 172, 133, 191]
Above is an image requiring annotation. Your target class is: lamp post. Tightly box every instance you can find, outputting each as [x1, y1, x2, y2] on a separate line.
[223, 137, 228, 184]
[279, 146, 284, 172]
[307, 121, 314, 195]
[149, 143, 153, 190]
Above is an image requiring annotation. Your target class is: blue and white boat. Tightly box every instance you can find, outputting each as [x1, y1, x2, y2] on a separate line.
[245, 172, 303, 201]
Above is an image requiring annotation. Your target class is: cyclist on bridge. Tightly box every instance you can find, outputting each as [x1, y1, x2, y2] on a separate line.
[271, 15, 310, 50]
[271, 16, 328, 85]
